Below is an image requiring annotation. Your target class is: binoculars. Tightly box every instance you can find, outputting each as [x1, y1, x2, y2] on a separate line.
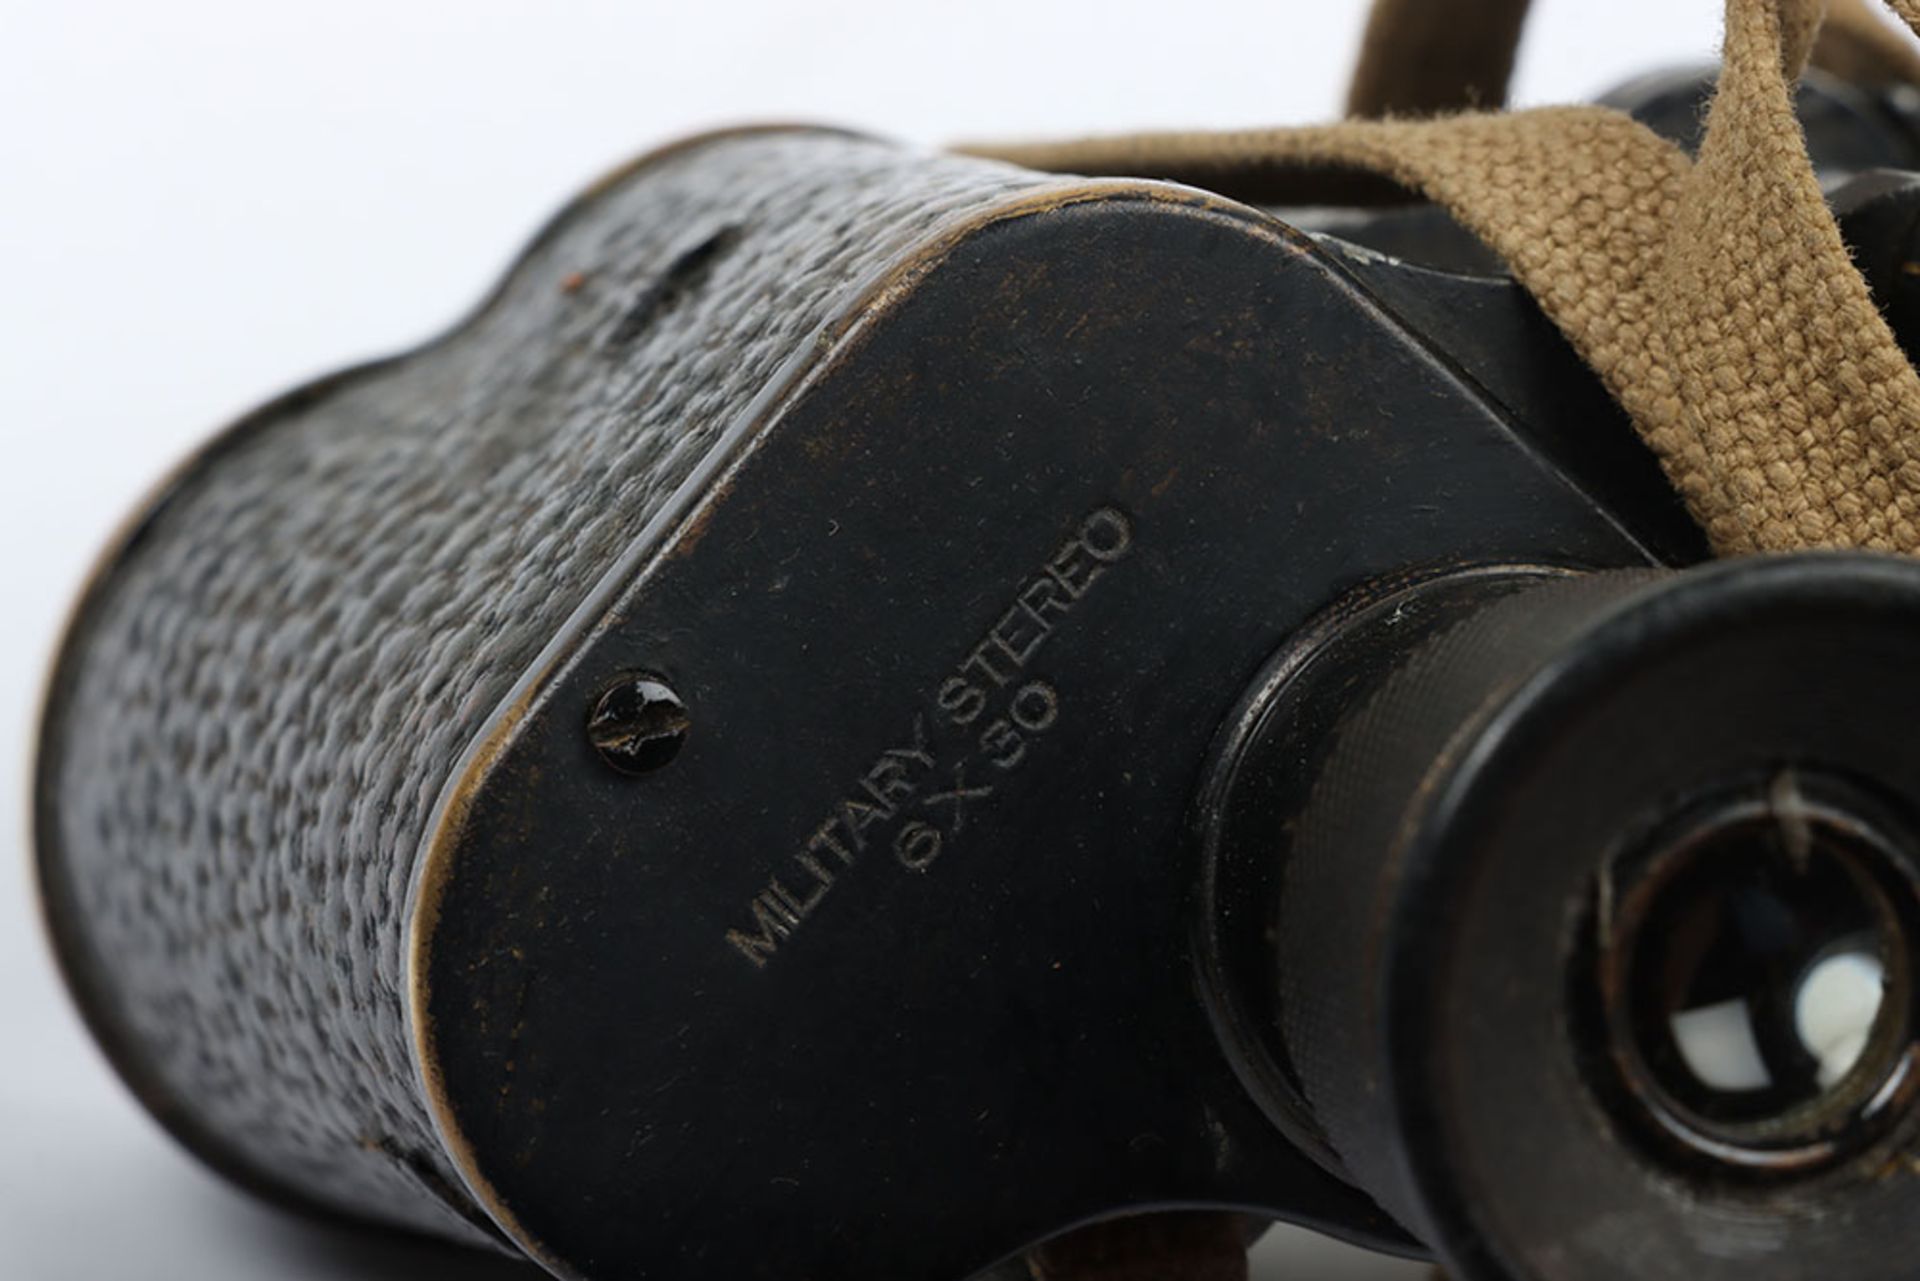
[33, 66, 1920, 1281]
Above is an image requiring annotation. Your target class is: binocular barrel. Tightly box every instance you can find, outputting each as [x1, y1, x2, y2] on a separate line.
[34, 124, 1920, 1281]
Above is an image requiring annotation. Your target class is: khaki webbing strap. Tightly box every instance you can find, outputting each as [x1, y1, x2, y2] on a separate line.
[1816, 0, 1920, 85]
[959, 1, 1920, 554]
[1347, 0, 1531, 116]
[1346, 0, 1920, 118]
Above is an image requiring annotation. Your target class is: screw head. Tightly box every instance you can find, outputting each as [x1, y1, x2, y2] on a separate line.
[587, 673, 690, 776]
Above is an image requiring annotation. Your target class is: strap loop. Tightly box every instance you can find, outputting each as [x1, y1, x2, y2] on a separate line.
[1346, 0, 1531, 117]
[1346, 0, 1920, 117]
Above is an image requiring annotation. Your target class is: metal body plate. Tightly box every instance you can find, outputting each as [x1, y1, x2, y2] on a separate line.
[417, 187, 1676, 1279]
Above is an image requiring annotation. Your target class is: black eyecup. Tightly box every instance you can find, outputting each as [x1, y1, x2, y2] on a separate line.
[1263, 554, 1920, 1281]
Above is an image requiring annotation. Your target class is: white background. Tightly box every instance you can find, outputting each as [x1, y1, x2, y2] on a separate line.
[0, 2, 1729, 1277]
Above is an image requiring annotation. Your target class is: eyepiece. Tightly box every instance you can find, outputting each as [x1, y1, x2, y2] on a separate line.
[1209, 553, 1920, 1281]
[1594, 774, 1920, 1174]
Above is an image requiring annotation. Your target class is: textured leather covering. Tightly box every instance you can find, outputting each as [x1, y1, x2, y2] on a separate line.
[35, 129, 1061, 1242]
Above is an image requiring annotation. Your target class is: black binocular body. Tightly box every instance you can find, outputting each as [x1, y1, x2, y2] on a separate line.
[34, 69, 1920, 1281]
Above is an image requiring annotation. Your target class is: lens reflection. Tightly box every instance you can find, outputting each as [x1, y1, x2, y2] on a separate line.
[1603, 780, 1920, 1167]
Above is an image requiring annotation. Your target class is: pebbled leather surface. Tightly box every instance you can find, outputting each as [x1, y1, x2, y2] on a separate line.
[36, 129, 1061, 1244]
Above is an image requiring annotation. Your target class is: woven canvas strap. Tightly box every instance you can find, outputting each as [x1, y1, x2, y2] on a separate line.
[962, 1, 1920, 555]
[1347, 0, 1920, 115]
